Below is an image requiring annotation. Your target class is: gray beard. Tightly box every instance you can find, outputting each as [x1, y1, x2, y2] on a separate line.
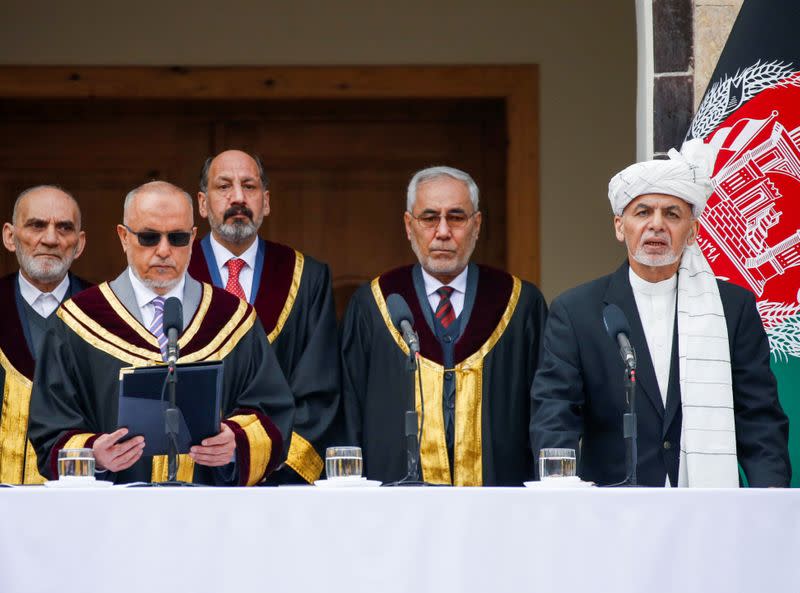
[408, 231, 477, 279]
[632, 247, 681, 268]
[130, 265, 180, 292]
[214, 221, 258, 244]
[15, 246, 73, 286]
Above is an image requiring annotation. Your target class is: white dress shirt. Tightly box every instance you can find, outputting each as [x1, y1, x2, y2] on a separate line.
[18, 272, 70, 318]
[421, 266, 469, 319]
[208, 234, 259, 301]
[127, 268, 186, 329]
[629, 267, 677, 407]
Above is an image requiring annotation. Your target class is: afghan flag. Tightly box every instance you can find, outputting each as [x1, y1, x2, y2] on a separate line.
[687, 0, 800, 486]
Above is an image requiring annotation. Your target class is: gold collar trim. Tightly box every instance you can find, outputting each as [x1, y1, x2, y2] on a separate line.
[267, 251, 304, 343]
[59, 302, 160, 366]
[180, 301, 255, 363]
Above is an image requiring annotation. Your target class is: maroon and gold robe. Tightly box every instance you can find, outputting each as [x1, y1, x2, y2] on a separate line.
[341, 264, 548, 486]
[28, 280, 294, 486]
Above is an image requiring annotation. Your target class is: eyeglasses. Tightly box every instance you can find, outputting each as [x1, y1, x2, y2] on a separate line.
[409, 211, 478, 230]
[122, 224, 192, 247]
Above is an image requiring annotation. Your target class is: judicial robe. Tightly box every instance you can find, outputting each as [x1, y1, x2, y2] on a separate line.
[189, 237, 340, 484]
[28, 279, 294, 486]
[340, 264, 548, 486]
[0, 272, 89, 484]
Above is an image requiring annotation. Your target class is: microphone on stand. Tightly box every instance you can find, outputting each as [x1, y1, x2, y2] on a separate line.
[385, 293, 425, 485]
[163, 297, 183, 367]
[386, 294, 420, 358]
[602, 303, 638, 486]
[162, 297, 183, 484]
[603, 304, 636, 371]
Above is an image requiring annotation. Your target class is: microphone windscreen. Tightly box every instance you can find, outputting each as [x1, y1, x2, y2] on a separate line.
[602, 303, 631, 340]
[163, 297, 184, 334]
[386, 293, 414, 330]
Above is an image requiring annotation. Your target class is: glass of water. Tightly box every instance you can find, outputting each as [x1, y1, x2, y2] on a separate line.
[539, 448, 576, 480]
[57, 448, 95, 480]
[325, 446, 363, 480]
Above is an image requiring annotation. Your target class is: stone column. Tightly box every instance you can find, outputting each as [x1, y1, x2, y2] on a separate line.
[637, 0, 743, 158]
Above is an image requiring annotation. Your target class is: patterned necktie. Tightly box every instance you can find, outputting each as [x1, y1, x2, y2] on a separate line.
[225, 258, 247, 300]
[149, 296, 168, 360]
[435, 286, 456, 329]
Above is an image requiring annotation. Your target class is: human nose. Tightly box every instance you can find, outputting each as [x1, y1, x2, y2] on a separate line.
[649, 211, 665, 230]
[155, 234, 172, 257]
[230, 182, 246, 204]
[434, 215, 452, 238]
[40, 223, 59, 245]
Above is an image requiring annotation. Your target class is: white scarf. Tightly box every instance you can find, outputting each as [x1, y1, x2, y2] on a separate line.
[676, 244, 739, 487]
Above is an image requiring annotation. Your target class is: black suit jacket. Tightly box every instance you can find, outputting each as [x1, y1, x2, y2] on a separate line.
[530, 261, 790, 487]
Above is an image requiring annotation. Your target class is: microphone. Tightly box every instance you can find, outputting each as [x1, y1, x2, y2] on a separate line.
[163, 297, 183, 365]
[386, 294, 420, 356]
[602, 304, 636, 370]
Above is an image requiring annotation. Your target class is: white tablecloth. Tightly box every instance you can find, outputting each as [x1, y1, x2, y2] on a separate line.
[1, 486, 798, 593]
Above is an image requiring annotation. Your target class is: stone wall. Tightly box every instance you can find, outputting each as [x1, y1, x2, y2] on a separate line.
[651, 0, 743, 154]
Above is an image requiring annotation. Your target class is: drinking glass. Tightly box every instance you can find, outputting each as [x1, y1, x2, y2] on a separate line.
[325, 446, 363, 480]
[57, 448, 95, 480]
[539, 448, 576, 480]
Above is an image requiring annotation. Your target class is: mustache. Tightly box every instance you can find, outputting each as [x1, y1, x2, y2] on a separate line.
[224, 205, 254, 221]
[149, 257, 177, 267]
[641, 231, 671, 244]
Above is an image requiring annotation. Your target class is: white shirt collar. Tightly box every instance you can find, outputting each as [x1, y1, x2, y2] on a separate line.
[629, 267, 677, 296]
[127, 267, 186, 308]
[421, 265, 469, 298]
[18, 271, 70, 308]
[209, 233, 258, 271]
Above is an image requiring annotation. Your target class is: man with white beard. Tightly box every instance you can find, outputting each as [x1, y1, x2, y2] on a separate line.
[531, 141, 790, 487]
[0, 185, 89, 483]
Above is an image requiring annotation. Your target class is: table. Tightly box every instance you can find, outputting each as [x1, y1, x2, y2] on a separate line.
[1, 486, 798, 593]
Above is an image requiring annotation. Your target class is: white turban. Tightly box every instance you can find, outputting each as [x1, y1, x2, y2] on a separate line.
[608, 139, 717, 216]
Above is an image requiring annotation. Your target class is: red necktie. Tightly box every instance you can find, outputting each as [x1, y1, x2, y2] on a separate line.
[225, 258, 247, 300]
[435, 286, 456, 329]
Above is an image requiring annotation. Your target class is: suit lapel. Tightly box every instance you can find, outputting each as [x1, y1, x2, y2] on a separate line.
[183, 274, 202, 327]
[109, 270, 144, 324]
[603, 262, 664, 419]
[663, 313, 681, 435]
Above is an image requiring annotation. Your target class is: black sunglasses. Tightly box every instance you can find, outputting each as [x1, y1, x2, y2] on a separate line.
[122, 224, 192, 248]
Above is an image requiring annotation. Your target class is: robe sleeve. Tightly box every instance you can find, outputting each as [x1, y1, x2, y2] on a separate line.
[221, 317, 295, 486]
[275, 261, 341, 484]
[339, 286, 374, 449]
[28, 320, 103, 480]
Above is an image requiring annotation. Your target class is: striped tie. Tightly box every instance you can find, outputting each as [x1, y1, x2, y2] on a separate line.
[150, 296, 168, 360]
[435, 286, 456, 330]
[225, 258, 247, 301]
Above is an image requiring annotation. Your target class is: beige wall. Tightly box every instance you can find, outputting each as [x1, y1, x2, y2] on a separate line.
[0, 0, 637, 301]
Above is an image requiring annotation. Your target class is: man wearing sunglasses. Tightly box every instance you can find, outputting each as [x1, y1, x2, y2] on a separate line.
[189, 150, 339, 485]
[0, 185, 89, 484]
[340, 166, 548, 486]
[29, 181, 295, 486]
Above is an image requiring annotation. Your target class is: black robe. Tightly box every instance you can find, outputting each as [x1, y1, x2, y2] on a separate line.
[28, 280, 294, 486]
[189, 237, 340, 484]
[340, 264, 548, 486]
[0, 272, 89, 484]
